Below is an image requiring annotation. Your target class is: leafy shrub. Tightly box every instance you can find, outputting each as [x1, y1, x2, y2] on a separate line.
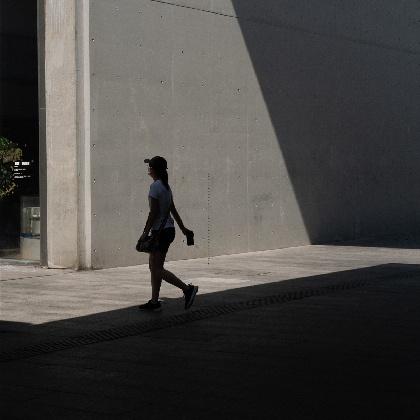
[0, 136, 23, 198]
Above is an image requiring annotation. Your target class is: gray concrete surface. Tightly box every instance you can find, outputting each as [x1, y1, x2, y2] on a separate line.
[87, 0, 420, 268]
[34, 1, 420, 268]
[1, 244, 419, 326]
[1, 244, 420, 418]
[38, 0, 79, 268]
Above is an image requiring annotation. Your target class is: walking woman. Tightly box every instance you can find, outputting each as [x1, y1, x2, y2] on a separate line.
[139, 156, 198, 311]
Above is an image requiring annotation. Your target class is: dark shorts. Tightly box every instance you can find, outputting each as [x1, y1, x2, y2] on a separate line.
[152, 227, 175, 254]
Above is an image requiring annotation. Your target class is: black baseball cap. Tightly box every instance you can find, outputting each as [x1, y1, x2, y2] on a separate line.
[144, 156, 168, 170]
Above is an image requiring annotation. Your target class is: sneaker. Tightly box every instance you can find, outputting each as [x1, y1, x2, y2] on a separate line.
[139, 300, 162, 311]
[184, 284, 198, 310]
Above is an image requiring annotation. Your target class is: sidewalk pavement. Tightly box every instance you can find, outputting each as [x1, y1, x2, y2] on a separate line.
[1, 244, 420, 419]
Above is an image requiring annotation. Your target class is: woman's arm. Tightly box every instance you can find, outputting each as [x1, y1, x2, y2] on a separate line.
[170, 200, 191, 235]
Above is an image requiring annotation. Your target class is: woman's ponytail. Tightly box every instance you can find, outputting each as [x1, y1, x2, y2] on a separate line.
[157, 168, 170, 190]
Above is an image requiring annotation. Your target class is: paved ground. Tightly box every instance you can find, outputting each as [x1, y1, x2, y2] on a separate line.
[1, 244, 420, 419]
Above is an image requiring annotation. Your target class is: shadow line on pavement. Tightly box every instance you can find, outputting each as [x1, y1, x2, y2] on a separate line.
[2, 263, 420, 361]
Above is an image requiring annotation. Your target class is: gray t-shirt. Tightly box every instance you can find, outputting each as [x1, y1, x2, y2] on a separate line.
[148, 180, 175, 230]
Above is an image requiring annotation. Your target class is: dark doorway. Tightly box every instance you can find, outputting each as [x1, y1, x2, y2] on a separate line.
[0, 0, 40, 261]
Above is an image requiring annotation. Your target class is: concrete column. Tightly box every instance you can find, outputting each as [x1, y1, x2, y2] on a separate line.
[76, 0, 91, 269]
[38, 0, 78, 268]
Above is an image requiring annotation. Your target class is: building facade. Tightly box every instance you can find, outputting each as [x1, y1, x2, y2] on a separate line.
[1, 0, 419, 269]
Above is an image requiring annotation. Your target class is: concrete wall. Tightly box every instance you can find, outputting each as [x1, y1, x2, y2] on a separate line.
[89, 0, 420, 268]
[229, 0, 420, 242]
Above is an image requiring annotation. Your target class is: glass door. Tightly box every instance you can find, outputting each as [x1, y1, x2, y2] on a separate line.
[0, 0, 40, 262]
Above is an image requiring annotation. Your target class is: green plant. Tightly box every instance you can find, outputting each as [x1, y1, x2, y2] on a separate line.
[0, 136, 22, 198]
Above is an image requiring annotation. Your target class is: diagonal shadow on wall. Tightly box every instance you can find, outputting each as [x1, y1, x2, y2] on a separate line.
[229, 1, 420, 243]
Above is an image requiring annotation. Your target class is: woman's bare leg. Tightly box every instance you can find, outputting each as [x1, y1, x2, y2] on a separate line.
[162, 267, 188, 292]
[149, 251, 188, 302]
[149, 252, 164, 303]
